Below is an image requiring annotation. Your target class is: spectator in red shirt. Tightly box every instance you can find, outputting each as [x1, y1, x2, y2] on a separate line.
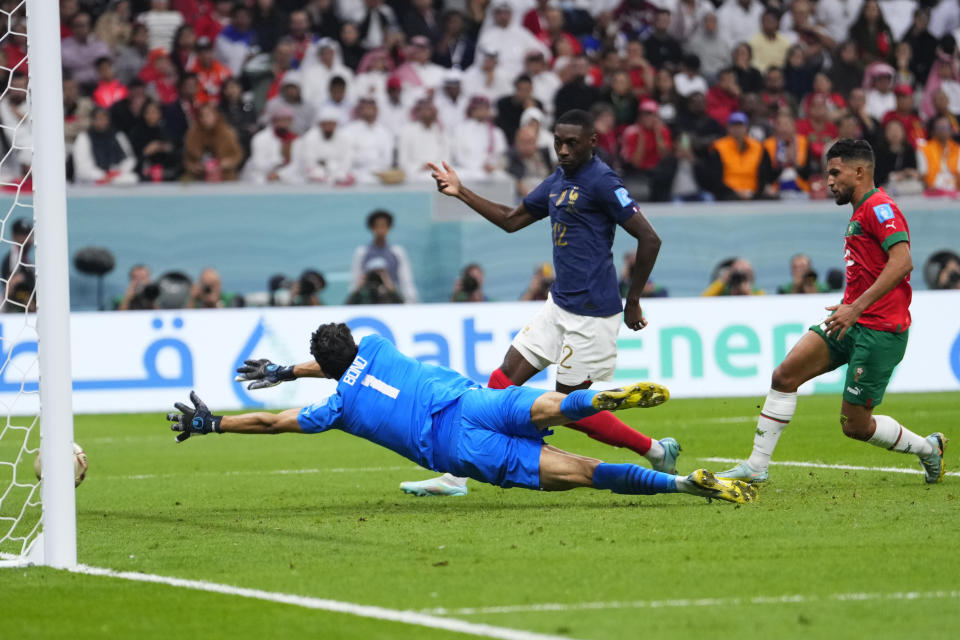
[882, 84, 926, 148]
[621, 98, 677, 202]
[536, 5, 582, 57]
[188, 36, 232, 104]
[92, 57, 128, 109]
[800, 73, 846, 120]
[523, 0, 550, 36]
[138, 49, 180, 104]
[625, 39, 655, 97]
[706, 68, 741, 126]
[194, 0, 233, 42]
[760, 66, 795, 117]
[796, 92, 838, 173]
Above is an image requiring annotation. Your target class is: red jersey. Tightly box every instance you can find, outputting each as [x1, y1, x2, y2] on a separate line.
[844, 188, 911, 332]
[621, 123, 673, 169]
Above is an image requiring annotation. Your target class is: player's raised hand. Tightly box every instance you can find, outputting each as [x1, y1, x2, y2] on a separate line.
[427, 161, 461, 197]
[234, 358, 296, 390]
[167, 391, 223, 442]
[624, 300, 648, 331]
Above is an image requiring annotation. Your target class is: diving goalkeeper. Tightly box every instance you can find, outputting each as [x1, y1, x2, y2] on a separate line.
[168, 323, 756, 504]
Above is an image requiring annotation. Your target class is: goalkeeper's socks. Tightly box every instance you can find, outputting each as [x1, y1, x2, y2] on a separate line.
[867, 415, 934, 456]
[559, 389, 602, 421]
[591, 463, 678, 495]
[746, 389, 797, 471]
[566, 412, 655, 456]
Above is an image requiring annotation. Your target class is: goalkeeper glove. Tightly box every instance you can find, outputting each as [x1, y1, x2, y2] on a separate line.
[234, 358, 296, 390]
[167, 391, 223, 443]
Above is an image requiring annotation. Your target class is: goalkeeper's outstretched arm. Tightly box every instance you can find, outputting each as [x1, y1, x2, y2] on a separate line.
[220, 409, 304, 435]
[167, 391, 306, 441]
[235, 358, 326, 389]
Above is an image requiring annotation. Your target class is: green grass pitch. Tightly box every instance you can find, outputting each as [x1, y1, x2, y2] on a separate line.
[2, 391, 958, 639]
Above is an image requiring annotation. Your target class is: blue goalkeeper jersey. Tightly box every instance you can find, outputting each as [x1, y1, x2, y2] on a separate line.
[297, 335, 478, 470]
[522, 154, 639, 317]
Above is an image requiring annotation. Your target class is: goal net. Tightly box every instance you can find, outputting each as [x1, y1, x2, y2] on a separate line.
[0, 0, 76, 568]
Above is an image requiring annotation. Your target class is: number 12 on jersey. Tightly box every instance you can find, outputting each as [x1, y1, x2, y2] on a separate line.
[552, 222, 568, 247]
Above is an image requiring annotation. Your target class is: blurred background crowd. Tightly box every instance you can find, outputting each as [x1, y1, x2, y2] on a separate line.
[3, 0, 960, 313]
[3, 0, 960, 200]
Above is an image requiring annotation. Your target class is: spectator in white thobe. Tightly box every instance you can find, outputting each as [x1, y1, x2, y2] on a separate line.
[476, 2, 551, 81]
[288, 107, 354, 185]
[451, 96, 509, 183]
[340, 97, 395, 184]
[243, 107, 299, 184]
[302, 38, 356, 106]
[436, 70, 467, 133]
[398, 99, 450, 183]
[715, 0, 763, 48]
[524, 51, 561, 120]
[461, 49, 514, 104]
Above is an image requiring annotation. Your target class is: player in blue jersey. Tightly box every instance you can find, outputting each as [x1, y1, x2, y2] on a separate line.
[396, 109, 677, 496]
[171, 323, 756, 504]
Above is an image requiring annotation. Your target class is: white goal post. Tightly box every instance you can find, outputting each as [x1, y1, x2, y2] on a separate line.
[0, 0, 75, 569]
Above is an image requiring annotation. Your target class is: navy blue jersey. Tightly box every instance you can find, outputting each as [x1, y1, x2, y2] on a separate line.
[522, 155, 638, 317]
[297, 335, 478, 470]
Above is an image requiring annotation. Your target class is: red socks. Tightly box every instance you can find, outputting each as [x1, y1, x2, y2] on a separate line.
[486, 368, 653, 456]
[567, 412, 653, 456]
[487, 368, 514, 389]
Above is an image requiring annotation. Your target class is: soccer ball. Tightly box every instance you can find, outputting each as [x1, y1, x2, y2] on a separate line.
[33, 443, 88, 488]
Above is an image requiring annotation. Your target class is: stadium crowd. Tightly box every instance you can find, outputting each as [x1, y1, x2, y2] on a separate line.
[6, 0, 958, 200]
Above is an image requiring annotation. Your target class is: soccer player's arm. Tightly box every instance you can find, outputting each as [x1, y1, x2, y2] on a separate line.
[219, 408, 306, 435]
[235, 359, 326, 389]
[428, 160, 542, 232]
[602, 180, 662, 330]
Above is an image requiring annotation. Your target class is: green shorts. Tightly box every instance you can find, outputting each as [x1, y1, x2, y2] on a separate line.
[810, 322, 908, 408]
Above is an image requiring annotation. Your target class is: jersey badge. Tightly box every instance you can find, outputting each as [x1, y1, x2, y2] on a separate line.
[614, 187, 632, 207]
[873, 203, 894, 223]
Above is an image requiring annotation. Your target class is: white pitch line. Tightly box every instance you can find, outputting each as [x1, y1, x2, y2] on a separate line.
[699, 457, 960, 477]
[113, 465, 421, 481]
[420, 590, 960, 616]
[69, 564, 576, 640]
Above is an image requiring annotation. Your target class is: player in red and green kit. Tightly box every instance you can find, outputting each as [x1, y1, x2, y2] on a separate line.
[720, 139, 948, 485]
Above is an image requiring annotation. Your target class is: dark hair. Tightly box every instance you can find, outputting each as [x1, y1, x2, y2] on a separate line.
[366, 209, 394, 229]
[514, 73, 532, 86]
[555, 109, 594, 133]
[95, 56, 112, 68]
[826, 138, 875, 165]
[682, 54, 701, 71]
[330, 75, 347, 89]
[309, 323, 358, 379]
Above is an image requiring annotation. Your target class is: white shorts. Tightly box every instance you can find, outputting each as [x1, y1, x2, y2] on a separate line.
[511, 294, 621, 386]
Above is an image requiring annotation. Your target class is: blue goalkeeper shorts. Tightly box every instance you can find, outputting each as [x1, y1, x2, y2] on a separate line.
[432, 386, 550, 490]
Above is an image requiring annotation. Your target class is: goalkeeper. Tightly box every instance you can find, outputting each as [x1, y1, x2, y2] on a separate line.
[168, 323, 756, 504]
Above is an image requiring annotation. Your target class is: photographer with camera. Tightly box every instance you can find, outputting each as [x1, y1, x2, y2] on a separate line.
[451, 264, 488, 302]
[292, 269, 327, 306]
[520, 262, 554, 302]
[346, 257, 403, 305]
[188, 267, 236, 309]
[116, 264, 157, 310]
[702, 257, 765, 296]
[777, 253, 829, 294]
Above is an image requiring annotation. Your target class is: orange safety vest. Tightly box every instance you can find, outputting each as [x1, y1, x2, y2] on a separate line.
[763, 135, 809, 192]
[712, 135, 764, 193]
[920, 138, 960, 188]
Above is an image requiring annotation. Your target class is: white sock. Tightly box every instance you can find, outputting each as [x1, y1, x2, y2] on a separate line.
[644, 439, 665, 464]
[440, 473, 468, 487]
[746, 389, 797, 471]
[867, 415, 933, 457]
